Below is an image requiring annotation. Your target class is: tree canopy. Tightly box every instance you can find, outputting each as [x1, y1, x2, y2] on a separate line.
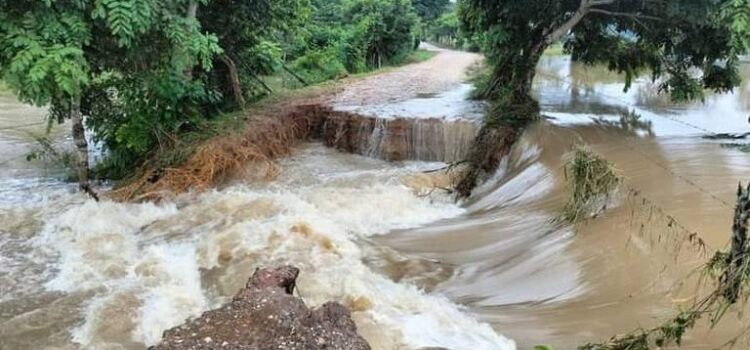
[454, 0, 750, 198]
[412, 0, 451, 22]
[0, 0, 221, 195]
[459, 0, 746, 102]
[0, 0, 423, 185]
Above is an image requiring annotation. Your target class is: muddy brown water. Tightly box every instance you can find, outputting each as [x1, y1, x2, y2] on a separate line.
[378, 56, 750, 349]
[1, 54, 750, 350]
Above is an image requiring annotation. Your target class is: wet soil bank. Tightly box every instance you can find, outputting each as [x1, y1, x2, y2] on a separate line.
[234, 103, 478, 163]
[320, 109, 476, 162]
[120, 103, 478, 200]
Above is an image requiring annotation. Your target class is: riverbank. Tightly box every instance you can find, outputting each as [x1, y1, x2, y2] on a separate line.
[5, 44, 750, 350]
[111, 45, 481, 201]
[1, 45, 520, 350]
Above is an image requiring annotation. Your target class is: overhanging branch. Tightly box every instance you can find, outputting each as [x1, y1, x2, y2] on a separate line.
[544, 0, 662, 45]
[589, 8, 663, 21]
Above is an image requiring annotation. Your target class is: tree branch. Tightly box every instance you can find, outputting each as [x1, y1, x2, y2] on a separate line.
[588, 0, 618, 6]
[588, 8, 663, 21]
[544, 0, 661, 45]
[545, 0, 591, 45]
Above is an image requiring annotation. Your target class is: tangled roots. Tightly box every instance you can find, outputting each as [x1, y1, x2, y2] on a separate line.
[110, 105, 326, 202]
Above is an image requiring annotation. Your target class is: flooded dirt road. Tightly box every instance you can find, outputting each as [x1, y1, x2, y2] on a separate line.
[2, 48, 750, 350]
[335, 43, 482, 106]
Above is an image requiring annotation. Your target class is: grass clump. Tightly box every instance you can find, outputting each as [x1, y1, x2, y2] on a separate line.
[0, 80, 9, 94]
[404, 49, 437, 64]
[560, 146, 620, 223]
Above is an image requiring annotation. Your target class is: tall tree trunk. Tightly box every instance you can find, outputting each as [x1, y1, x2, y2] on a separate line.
[455, 0, 594, 198]
[181, 1, 199, 79]
[219, 54, 246, 109]
[186, 1, 198, 18]
[70, 94, 98, 201]
[455, 45, 545, 199]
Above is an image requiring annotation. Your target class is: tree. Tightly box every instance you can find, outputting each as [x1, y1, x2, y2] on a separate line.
[346, 0, 420, 68]
[455, 0, 747, 198]
[290, 0, 420, 78]
[412, 0, 451, 22]
[1, 1, 94, 197]
[199, 0, 310, 108]
[429, 11, 460, 46]
[1, 1, 222, 190]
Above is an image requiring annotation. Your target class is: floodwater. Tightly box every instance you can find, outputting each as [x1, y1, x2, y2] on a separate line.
[334, 83, 486, 121]
[382, 56, 750, 349]
[2, 55, 750, 350]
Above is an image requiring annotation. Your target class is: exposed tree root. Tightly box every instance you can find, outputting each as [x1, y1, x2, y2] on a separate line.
[454, 125, 518, 198]
[454, 93, 539, 199]
[109, 105, 326, 201]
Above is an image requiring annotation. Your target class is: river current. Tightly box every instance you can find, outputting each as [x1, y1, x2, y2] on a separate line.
[2, 56, 750, 349]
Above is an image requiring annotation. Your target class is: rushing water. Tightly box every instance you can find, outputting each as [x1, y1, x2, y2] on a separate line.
[379, 57, 750, 349]
[2, 56, 750, 350]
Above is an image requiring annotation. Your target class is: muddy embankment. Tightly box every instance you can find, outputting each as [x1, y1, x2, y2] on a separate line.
[137, 102, 482, 349]
[116, 103, 478, 201]
[128, 47, 485, 349]
[321, 108, 476, 162]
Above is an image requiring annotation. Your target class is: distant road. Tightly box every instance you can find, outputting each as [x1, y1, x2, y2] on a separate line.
[333, 45, 482, 107]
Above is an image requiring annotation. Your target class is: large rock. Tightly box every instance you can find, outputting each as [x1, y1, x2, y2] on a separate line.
[150, 266, 371, 350]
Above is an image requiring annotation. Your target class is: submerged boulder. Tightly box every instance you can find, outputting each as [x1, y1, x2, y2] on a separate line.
[151, 266, 371, 350]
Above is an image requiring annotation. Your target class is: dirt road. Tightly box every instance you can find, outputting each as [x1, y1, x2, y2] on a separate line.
[333, 45, 482, 106]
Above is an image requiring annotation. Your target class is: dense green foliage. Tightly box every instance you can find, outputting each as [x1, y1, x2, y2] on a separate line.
[0, 0, 222, 186]
[453, 0, 750, 198]
[459, 0, 746, 106]
[412, 0, 450, 22]
[0, 0, 423, 180]
[199, 0, 309, 103]
[289, 0, 420, 84]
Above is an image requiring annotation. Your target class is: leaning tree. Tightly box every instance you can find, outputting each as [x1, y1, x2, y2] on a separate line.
[455, 0, 749, 197]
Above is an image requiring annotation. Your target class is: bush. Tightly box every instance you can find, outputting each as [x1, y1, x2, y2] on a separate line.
[83, 71, 222, 179]
[345, 0, 419, 68]
[291, 47, 349, 84]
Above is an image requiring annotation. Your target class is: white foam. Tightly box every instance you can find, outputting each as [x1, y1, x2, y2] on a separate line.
[36, 148, 515, 350]
[36, 200, 179, 292]
[134, 243, 207, 345]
